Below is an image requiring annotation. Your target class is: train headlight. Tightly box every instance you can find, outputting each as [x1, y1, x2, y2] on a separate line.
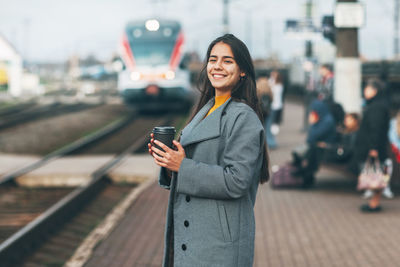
[165, 70, 175, 80]
[130, 71, 141, 81]
[145, 19, 160, 31]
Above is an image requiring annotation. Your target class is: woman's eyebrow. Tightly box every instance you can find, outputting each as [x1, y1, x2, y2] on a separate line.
[209, 55, 234, 59]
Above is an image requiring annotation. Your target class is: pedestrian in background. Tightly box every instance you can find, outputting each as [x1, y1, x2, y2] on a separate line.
[317, 64, 334, 102]
[149, 34, 269, 267]
[256, 72, 273, 140]
[352, 79, 390, 212]
[267, 70, 284, 149]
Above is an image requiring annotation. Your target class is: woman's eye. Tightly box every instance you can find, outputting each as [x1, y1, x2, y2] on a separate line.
[224, 60, 232, 64]
[209, 59, 216, 63]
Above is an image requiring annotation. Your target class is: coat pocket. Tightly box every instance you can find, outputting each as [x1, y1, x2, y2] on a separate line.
[217, 204, 232, 243]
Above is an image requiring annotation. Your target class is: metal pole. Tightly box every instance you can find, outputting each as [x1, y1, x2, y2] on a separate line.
[246, 10, 252, 52]
[305, 0, 313, 58]
[395, 0, 400, 58]
[223, 0, 229, 34]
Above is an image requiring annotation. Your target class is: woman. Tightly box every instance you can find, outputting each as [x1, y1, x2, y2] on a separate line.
[148, 34, 269, 267]
[353, 79, 390, 212]
[267, 70, 284, 149]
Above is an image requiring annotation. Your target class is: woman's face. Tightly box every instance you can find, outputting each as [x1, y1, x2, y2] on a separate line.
[363, 85, 378, 100]
[207, 42, 244, 96]
[344, 115, 358, 131]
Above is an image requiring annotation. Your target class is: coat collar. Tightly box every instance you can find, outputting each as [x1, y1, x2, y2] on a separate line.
[180, 97, 232, 147]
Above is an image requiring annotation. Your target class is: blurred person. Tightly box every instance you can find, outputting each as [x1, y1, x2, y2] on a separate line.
[148, 34, 269, 267]
[334, 113, 360, 161]
[375, 110, 400, 199]
[352, 79, 390, 212]
[303, 64, 334, 131]
[256, 72, 273, 119]
[256, 72, 273, 146]
[267, 70, 284, 149]
[292, 99, 336, 188]
[319, 113, 360, 164]
[389, 111, 400, 163]
[317, 64, 334, 102]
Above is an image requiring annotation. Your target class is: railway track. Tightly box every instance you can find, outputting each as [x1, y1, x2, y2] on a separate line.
[0, 112, 181, 266]
[0, 102, 99, 131]
[0, 101, 36, 117]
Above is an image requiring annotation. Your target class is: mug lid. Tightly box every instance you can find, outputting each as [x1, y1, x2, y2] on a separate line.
[152, 126, 176, 134]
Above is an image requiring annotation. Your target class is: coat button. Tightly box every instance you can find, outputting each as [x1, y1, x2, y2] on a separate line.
[182, 244, 187, 251]
[184, 220, 189, 227]
[185, 195, 191, 202]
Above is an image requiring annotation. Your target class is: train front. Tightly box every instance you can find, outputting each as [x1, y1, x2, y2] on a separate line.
[118, 19, 193, 111]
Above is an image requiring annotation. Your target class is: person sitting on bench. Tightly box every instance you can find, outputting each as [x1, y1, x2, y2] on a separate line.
[292, 99, 336, 188]
[322, 113, 360, 164]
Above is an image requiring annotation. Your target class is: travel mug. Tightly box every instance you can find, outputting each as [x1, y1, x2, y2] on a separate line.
[152, 126, 176, 152]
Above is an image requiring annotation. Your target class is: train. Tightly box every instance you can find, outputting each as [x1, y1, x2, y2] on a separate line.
[117, 19, 194, 111]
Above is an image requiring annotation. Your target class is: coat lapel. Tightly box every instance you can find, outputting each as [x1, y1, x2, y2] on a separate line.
[181, 97, 232, 147]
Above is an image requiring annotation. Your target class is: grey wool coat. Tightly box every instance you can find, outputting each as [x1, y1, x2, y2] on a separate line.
[159, 97, 265, 267]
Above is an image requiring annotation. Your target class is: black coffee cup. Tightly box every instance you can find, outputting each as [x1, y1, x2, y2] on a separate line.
[152, 126, 176, 152]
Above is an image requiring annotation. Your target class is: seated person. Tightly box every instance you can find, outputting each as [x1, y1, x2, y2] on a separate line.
[292, 100, 336, 188]
[322, 113, 360, 163]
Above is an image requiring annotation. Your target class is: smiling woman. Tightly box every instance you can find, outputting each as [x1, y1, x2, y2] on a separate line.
[148, 34, 269, 267]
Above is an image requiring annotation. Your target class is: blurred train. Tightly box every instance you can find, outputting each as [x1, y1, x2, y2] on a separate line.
[117, 19, 194, 111]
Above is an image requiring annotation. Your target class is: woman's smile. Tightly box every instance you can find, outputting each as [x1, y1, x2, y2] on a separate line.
[211, 73, 227, 79]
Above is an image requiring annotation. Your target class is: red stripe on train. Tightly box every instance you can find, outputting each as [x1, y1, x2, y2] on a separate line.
[169, 31, 184, 70]
[121, 33, 136, 71]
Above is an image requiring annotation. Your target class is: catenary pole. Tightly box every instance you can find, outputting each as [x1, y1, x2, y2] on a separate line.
[395, 0, 400, 58]
[223, 0, 229, 34]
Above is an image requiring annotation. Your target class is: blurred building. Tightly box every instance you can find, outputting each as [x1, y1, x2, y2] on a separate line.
[0, 34, 22, 96]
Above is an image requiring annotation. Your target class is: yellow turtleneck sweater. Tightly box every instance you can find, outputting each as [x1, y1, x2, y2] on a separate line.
[205, 94, 231, 117]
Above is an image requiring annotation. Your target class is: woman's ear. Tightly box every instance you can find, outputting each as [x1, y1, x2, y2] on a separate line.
[240, 72, 246, 78]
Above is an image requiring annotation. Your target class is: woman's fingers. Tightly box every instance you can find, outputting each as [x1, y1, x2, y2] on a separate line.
[154, 155, 167, 167]
[154, 140, 170, 153]
[153, 151, 167, 162]
[151, 145, 166, 158]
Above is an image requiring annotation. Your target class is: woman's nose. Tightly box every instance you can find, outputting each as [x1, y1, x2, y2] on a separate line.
[214, 60, 223, 70]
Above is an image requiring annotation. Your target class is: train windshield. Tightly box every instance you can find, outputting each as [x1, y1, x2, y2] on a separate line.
[126, 22, 180, 67]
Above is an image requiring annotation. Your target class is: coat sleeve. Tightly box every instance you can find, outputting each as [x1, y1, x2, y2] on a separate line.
[175, 109, 264, 200]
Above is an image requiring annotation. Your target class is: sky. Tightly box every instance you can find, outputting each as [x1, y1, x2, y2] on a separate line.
[0, 0, 395, 63]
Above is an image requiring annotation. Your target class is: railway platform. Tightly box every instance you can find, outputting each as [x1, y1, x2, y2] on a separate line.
[68, 100, 400, 267]
[0, 155, 159, 187]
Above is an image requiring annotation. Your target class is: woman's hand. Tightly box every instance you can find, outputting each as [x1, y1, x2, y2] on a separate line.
[148, 134, 185, 172]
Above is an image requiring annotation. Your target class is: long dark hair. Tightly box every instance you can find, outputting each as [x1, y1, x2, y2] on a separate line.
[189, 34, 270, 183]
